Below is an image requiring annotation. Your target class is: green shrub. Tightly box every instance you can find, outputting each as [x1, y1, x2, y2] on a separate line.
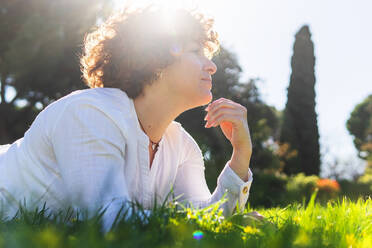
[358, 172, 372, 189]
[250, 172, 370, 207]
[339, 179, 371, 201]
[285, 173, 318, 204]
[249, 172, 288, 208]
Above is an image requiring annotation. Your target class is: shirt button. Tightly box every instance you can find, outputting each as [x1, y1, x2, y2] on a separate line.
[242, 186, 248, 194]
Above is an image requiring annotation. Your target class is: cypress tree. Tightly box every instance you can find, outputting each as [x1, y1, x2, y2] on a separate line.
[280, 25, 321, 175]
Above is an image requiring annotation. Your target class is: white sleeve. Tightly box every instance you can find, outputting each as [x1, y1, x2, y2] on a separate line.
[172, 131, 253, 217]
[52, 99, 134, 232]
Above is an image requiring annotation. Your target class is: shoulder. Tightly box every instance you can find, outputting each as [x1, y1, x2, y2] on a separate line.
[41, 87, 133, 125]
[44, 87, 131, 111]
[41, 88, 133, 138]
[49, 90, 128, 154]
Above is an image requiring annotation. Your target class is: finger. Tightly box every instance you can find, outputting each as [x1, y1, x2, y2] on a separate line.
[206, 107, 242, 124]
[206, 98, 233, 111]
[208, 98, 241, 112]
[206, 100, 243, 119]
[206, 113, 243, 128]
[205, 105, 237, 121]
[212, 113, 243, 127]
[206, 103, 236, 117]
[248, 211, 265, 220]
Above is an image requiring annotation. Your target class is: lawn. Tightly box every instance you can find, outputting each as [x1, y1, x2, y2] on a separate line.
[0, 191, 371, 248]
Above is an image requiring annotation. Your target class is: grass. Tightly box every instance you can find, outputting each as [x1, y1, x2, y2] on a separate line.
[0, 191, 371, 248]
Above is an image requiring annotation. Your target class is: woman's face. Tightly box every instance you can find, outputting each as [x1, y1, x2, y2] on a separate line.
[162, 41, 217, 109]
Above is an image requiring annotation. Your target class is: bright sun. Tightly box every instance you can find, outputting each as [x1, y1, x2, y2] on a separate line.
[113, 0, 201, 13]
[112, 0, 202, 37]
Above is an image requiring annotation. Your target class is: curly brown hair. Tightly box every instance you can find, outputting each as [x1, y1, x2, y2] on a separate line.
[80, 5, 220, 99]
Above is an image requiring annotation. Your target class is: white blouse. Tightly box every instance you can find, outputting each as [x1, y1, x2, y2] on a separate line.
[0, 87, 253, 232]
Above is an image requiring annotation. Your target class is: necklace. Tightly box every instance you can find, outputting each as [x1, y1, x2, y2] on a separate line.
[138, 118, 160, 152]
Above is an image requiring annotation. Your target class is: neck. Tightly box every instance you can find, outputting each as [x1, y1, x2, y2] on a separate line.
[133, 85, 185, 144]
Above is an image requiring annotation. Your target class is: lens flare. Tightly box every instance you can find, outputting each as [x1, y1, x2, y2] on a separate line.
[192, 230, 204, 240]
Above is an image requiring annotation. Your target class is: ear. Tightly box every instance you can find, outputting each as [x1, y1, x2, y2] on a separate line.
[169, 44, 183, 57]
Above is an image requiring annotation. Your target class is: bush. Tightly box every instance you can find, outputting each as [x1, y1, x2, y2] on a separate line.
[316, 178, 341, 201]
[250, 172, 370, 207]
[285, 173, 318, 204]
[358, 172, 372, 188]
[338, 179, 371, 201]
[249, 172, 288, 208]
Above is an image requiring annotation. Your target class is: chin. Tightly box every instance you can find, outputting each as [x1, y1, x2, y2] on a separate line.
[199, 92, 213, 106]
[186, 91, 212, 109]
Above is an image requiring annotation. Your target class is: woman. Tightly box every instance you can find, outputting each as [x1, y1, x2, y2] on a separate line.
[0, 5, 257, 232]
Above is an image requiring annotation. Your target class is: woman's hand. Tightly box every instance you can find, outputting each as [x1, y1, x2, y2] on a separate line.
[204, 98, 252, 154]
[204, 98, 253, 180]
[229, 211, 275, 228]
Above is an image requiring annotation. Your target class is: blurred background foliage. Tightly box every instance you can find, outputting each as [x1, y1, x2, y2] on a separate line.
[0, 0, 370, 208]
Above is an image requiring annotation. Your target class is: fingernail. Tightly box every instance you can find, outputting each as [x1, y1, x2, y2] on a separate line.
[205, 104, 210, 111]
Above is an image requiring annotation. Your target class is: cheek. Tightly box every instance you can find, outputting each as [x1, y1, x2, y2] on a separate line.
[170, 58, 200, 81]
[180, 55, 202, 78]
[165, 55, 203, 93]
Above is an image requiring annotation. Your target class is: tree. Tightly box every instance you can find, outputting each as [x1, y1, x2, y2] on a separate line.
[279, 25, 321, 176]
[0, 0, 35, 143]
[346, 94, 372, 160]
[0, 0, 113, 144]
[346, 94, 372, 176]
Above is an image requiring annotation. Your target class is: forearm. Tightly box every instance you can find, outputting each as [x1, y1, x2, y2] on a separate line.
[176, 163, 252, 216]
[229, 148, 252, 182]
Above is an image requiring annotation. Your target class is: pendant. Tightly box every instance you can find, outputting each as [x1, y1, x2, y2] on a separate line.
[151, 143, 157, 150]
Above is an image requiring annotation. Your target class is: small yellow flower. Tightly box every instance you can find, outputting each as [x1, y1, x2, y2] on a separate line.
[346, 234, 356, 248]
[169, 218, 179, 226]
[202, 214, 209, 221]
[215, 221, 233, 233]
[360, 235, 372, 248]
[225, 222, 233, 229]
[243, 225, 260, 234]
[293, 216, 301, 224]
[187, 209, 196, 219]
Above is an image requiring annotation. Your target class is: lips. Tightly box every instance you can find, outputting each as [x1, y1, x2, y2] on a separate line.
[201, 78, 212, 83]
[202, 78, 212, 90]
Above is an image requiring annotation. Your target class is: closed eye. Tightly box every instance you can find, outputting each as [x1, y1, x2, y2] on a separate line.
[192, 48, 205, 56]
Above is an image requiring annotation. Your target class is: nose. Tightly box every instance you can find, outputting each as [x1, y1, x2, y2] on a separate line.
[203, 58, 217, 75]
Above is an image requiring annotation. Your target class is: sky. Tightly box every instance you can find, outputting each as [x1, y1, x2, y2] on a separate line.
[189, 0, 372, 178]
[5, 0, 372, 178]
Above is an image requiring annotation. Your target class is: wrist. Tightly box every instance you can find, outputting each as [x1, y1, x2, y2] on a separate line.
[229, 150, 252, 181]
[232, 144, 252, 156]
